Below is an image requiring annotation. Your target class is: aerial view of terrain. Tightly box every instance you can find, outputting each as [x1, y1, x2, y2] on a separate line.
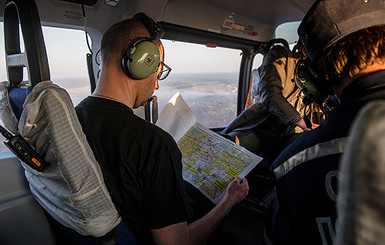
[0, 72, 238, 152]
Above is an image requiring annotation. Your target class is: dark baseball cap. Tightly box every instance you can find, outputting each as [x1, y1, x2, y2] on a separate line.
[298, 0, 385, 62]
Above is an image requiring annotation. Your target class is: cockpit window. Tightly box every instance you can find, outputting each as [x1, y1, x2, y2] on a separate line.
[275, 21, 301, 45]
[155, 40, 242, 128]
[0, 24, 89, 153]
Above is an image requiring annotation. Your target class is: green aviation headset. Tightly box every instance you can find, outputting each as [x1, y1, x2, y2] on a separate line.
[294, 58, 333, 108]
[121, 12, 164, 80]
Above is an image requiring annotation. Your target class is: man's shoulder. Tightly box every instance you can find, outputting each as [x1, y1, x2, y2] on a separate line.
[272, 123, 345, 170]
[145, 122, 179, 147]
[122, 115, 179, 153]
[76, 95, 97, 107]
[75, 97, 177, 148]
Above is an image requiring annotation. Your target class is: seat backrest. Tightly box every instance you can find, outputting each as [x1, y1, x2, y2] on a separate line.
[336, 100, 385, 245]
[0, 0, 121, 238]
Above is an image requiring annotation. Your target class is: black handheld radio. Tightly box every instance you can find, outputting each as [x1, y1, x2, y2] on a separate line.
[0, 125, 48, 171]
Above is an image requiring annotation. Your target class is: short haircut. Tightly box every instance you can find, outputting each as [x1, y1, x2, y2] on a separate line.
[100, 18, 150, 67]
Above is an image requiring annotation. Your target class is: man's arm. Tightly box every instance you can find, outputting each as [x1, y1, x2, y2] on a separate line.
[150, 177, 249, 245]
[256, 46, 303, 127]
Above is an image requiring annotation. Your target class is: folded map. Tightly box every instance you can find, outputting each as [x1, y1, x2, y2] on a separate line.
[156, 92, 262, 204]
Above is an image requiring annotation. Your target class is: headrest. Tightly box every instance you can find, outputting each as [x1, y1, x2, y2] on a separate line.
[4, 0, 50, 86]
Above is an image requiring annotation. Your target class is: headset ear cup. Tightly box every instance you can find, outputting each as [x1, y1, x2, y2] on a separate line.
[121, 51, 131, 77]
[121, 38, 161, 80]
[294, 59, 332, 106]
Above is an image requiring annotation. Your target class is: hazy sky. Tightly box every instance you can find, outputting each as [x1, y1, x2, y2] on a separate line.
[0, 25, 89, 81]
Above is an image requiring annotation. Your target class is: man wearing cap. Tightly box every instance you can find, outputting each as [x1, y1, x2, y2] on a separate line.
[265, 0, 385, 244]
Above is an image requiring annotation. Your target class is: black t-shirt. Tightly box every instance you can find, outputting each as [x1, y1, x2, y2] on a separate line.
[76, 96, 189, 244]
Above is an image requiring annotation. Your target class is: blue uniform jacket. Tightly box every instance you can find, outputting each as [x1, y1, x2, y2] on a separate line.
[268, 70, 385, 245]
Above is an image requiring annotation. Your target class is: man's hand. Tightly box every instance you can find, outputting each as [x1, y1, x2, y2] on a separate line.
[295, 118, 312, 132]
[151, 177, 249, 245]
[220, 177, 249, 207]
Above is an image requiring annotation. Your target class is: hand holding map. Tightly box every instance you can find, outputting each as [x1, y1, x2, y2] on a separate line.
[156, 93, 262, 204]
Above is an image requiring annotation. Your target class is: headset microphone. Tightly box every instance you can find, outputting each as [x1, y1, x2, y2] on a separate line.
[294, 59, 332, 109]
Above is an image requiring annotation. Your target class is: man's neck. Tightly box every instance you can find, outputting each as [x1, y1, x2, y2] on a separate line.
[93, 70, 136, 109]
[359, 62, 385, 75]
[335, 62, 385, 97]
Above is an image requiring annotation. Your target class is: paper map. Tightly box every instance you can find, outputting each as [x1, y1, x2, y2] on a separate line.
[156, 93, 262, 204]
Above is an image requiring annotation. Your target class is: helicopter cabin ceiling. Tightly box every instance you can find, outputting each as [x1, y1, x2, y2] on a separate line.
[0, 0, 317, 43]
[134, 0, 317, 42]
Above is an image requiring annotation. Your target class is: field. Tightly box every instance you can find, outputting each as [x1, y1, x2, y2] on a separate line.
[155, 72, 238, 127]
[0, 72, 239, 153]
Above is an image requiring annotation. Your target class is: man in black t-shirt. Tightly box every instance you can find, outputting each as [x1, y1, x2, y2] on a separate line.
[76, 13, 249, 245]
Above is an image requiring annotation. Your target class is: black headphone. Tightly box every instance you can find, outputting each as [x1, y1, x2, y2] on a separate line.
[294, 58, 333, 107]
[121, 12, 164, 80]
